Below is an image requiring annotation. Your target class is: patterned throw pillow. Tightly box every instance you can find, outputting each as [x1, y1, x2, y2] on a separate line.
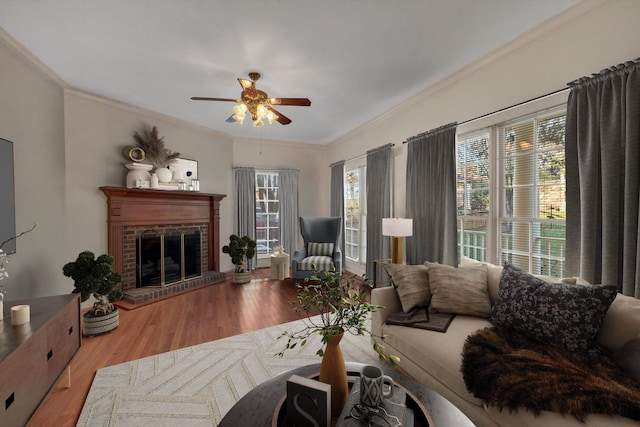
[307, 242, 334, 257]
[490, 262, 618, 354]
[383, 264, 431, 313]
[425, 262, 491, 318]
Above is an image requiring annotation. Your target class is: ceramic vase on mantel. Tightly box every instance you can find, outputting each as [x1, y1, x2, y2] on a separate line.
[125, 163, 152, 188]
[319, 330, 348, 417]
[154, 167, 173, 184]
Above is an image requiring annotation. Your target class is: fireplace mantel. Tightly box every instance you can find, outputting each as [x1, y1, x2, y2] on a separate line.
[100, 186, 226, 276]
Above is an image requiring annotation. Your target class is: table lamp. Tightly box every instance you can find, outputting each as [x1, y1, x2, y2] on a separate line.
[382, 218, 413, 264]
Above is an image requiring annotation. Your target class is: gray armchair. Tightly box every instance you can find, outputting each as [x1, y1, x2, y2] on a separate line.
[291, 216, 343, 285]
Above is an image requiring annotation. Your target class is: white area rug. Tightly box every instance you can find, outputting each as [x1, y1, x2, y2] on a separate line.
[77, 316, 383, 426]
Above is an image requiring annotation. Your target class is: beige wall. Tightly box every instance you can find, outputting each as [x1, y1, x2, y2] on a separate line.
[0, 30, 66, 300]
[63, 90, 236, 275]
[233, 137, 328, 218]
[327, 0, 640, 218]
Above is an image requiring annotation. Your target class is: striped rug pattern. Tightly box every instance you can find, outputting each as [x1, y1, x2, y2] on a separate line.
[77, 316, 383, 426]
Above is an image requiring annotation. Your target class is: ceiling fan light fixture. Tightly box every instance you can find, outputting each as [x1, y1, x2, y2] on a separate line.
[266, 109, 278, 124]
[193, 72, 309, 127]
[232, 103, 247, 124]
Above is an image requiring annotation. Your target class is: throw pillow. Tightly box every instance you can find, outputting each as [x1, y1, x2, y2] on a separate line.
[490, 262, 618, 354]
[307, 242, 334, 257]
[613, 334, 640, 382]
[383, 264, 430, 313]
[425, 262, 491, 318]
[459, 256, 502, 305]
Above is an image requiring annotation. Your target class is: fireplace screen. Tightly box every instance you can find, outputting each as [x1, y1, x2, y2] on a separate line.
[137, 228, 202, 287]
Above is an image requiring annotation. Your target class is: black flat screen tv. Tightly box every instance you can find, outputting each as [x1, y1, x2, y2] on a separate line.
[0, 138, 16, 253]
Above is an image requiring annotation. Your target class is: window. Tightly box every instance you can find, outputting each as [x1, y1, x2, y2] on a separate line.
[457, 107, 566, 276]
[457, 131, 490, 262]
[255, 171, 280, 256]
[499, 111, 566, 276]
[344, 162, 367, 264]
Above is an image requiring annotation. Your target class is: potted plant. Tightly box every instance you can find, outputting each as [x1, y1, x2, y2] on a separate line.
[276, 268, 398, 415]
[222, 234, 257, 284]
[63, 251, 124, 336]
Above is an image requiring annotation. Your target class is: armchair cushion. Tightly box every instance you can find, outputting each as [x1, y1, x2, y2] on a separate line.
[308, 242, 334, 257]
[299, 255, 334, 271]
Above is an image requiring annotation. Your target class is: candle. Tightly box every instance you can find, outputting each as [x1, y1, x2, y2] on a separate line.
[11, 304, 30, 325]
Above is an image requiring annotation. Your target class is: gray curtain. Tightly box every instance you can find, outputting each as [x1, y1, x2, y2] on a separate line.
[366, 144, 392, 280]
[405, 123, 458, 266]
[278, 169, 299, 256]
[330, 160, 345, 266]
[565, 59, 640, 298]
[234, 167, 256, 270]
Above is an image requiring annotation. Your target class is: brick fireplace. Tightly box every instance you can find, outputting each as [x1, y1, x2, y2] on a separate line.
[100, 186, 226, 305]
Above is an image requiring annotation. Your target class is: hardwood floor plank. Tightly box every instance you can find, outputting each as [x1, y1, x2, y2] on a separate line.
[27, 268, 367, 427]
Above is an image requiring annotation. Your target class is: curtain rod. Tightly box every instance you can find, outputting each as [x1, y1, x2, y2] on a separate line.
[333, 143, 396, 166]
[458, 87, 569, 126]
[401, 86, 569, 144]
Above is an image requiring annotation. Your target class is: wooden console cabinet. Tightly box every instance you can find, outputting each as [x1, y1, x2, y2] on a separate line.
[0, 294, 81, 427]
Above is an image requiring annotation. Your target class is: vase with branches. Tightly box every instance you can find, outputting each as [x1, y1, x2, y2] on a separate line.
[276, 267, 398, 415]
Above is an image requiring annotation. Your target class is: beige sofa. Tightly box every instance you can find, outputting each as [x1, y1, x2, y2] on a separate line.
[371, 259, 640, 427]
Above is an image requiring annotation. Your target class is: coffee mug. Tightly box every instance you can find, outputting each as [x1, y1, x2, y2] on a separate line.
[359, 365, 394, 407]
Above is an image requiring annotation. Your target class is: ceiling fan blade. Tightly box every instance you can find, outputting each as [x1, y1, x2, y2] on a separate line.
[191, 97, 240, 102]
[268, 98, 311, 107]
[238, 78, 253, 89]
[265, 105, 292, 125]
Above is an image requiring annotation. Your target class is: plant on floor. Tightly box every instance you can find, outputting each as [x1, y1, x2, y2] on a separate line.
[64, 251, 123, 317]
[222, 234, 257, 273]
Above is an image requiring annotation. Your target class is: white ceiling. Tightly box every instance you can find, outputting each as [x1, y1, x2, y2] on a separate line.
[0, 0, 580, 144]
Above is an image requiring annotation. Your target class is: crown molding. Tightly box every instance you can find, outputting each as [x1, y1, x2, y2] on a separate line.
[331, 0, 613, 146]
[0, 26, 68, 88]
[64, 88, 233, 139]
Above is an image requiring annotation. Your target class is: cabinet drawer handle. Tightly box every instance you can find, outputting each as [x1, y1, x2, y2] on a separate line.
[47, 349, 53, 360]
[5, 392, 14, 410]
[69, 326, 73, 335]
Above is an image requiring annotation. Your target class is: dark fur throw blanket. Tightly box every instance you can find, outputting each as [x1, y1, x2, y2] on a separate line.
[461, 327, 640, 422]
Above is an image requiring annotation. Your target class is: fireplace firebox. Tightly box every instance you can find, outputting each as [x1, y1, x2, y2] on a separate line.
[137, 228, 203, 287]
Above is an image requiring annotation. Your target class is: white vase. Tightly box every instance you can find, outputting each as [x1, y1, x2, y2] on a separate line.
[125, 163, 152, 188]
[150, 173, 159, 189]
[154, 167, 173, 184]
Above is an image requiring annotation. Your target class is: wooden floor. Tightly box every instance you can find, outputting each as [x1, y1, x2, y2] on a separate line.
[27, 268, 324, 427]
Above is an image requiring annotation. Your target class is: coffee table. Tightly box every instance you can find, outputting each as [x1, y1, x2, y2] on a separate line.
[218, 362, 475, 427]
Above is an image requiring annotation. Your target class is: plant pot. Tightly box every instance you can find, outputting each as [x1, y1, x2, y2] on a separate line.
[82, 308, 119, 336]
[319, 330, 348, 417]
[233, 271, 251, 284]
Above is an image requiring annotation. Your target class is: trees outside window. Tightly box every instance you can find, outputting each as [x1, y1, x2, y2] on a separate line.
[457, 107, 566, 277]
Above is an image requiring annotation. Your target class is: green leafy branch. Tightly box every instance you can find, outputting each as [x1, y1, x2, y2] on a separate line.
[275, 267, 399, 366]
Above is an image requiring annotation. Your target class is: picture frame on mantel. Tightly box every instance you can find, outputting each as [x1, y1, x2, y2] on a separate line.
[169, 158, 198, 184]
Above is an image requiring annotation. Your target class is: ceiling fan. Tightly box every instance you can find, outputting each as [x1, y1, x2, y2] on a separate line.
[191, 72, 311, 127]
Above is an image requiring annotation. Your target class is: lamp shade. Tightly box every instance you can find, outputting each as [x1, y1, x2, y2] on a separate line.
[382, 218, 413, 237]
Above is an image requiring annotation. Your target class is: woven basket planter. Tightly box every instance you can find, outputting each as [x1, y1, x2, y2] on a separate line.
[83, 308, 119, 336]
[233, 271, 251, 284]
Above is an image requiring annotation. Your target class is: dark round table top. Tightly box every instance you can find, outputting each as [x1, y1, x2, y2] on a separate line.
[218, 362, 475, 427]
